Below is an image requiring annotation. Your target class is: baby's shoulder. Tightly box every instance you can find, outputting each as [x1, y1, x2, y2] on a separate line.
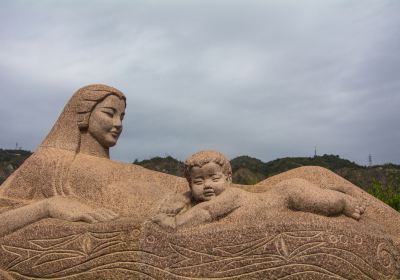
[164, 191, 192, 204]
[222, 187, 247, 199]
[227, 186, 246, 194]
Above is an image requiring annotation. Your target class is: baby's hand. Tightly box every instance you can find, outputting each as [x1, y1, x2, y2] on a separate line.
[152, 213, 176, 230]
[44, 196, 119, 223]
[159, 193, 190, 216]
[159, 200, 186, 216]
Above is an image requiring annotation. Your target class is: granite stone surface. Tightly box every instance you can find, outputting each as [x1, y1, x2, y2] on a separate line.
[0, 85, 399, 279]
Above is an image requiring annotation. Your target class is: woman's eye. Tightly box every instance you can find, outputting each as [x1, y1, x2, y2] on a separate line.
[102, 111, 113, 117]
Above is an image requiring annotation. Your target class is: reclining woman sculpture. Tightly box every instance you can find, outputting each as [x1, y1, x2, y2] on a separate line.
[0, 84, 186, 237]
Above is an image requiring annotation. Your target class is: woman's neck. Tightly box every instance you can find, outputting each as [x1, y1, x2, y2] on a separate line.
[80, 132, 110, 158]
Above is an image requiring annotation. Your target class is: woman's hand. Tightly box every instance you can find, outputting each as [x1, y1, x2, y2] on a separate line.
[44, 196, 119, 223]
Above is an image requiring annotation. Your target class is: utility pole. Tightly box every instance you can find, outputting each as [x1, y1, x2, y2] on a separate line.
[314, 146, 317, 157]
[368, 154, 372, 167]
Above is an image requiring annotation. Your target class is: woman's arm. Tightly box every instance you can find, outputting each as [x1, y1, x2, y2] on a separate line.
[0, 196, 119, 238]
[0, 200, 47, 237]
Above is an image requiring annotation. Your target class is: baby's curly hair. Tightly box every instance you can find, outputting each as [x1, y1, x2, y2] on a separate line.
[184, 150, 232, 183]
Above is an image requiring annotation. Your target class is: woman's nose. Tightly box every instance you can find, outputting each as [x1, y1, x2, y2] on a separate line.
[113, 116, 122, 128]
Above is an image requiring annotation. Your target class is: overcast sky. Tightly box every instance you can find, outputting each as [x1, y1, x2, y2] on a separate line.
[0, 1, 399, 165]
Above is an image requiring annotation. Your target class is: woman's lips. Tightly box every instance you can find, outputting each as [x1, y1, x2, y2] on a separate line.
[110, 131, 120, 137]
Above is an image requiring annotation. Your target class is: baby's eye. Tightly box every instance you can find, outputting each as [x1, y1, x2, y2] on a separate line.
[193, 180, 203, 185]
[212, 176, 221, 181]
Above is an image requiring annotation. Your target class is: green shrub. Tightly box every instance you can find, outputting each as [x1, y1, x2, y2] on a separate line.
[368, 178, 400, 211]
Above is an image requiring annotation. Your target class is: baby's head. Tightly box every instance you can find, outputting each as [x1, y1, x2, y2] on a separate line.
[184, 150, 232, 202]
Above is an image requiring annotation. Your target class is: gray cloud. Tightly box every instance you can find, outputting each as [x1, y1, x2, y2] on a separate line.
[0, 0, 399, 165]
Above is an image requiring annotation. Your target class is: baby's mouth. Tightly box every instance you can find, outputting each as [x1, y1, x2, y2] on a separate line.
[204, 190, 215, 197]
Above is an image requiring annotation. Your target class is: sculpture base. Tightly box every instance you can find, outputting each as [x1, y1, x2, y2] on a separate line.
[1, 216, 399, 280]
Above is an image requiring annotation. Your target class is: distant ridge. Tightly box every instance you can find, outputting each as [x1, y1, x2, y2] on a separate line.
[134, 153, 400, 192]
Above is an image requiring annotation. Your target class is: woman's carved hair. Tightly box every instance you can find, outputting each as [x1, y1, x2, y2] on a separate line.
[76, 85, 126, 130]
[184, 150, 232, 182]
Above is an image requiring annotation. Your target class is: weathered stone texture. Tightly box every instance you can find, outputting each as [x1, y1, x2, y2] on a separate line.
[0, 85, 399, 279]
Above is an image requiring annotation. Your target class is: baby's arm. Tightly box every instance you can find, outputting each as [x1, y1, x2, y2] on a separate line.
[197, 187, 242, 220]
[153, 188, 242, 229]
[158, 192, 191, 216]
[176, 188, 242, 227]
[152, 192, 191, 230]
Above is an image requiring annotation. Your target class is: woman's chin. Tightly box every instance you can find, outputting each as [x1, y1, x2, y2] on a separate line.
[103, 138, 118, 148]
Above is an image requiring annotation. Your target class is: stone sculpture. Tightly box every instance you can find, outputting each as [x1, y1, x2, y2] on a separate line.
[0, 84, 399, 279]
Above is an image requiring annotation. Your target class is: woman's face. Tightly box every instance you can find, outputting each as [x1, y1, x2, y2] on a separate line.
[88, 95, 126, 148]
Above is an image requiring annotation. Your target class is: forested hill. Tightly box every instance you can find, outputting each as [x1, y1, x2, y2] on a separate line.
[1, 149, 399, 210]
[230, 154, 360, 185]
[0, 149, 32, 185]
[133, 154, 399, 191]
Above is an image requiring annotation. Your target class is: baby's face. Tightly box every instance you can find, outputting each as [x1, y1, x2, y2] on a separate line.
[189, 162, 230, 202]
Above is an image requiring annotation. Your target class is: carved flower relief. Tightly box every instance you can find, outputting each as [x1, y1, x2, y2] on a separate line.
[130, 228, 141, 241]
[80, 233, 93, 255]
[376, 243, 397, 269]
[274, 236, 289, 258]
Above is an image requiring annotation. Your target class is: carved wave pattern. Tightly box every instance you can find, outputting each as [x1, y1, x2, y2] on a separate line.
[1, 229, 399, 279]
[163, 230, 399, 280]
